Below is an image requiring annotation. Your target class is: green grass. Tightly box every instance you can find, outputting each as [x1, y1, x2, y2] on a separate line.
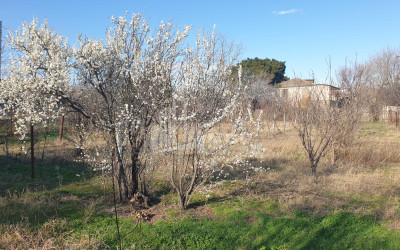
[359, 121, 390, 137]
[1, 136, 400, 249]
[0, 156, 93, 196]
[62, 200, 400, 249]
[2, 184, 400, 249]
[0, 130, 59, 145]
[3, 192, 400, 249]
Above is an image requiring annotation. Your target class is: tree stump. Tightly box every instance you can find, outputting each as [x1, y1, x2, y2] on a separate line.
[129, 192, 150, 210]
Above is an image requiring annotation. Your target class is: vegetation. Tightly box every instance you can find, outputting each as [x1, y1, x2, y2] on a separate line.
[232, 57, 289, 85]
[1, 121, 400, 249]
[2, 12, 400, 250]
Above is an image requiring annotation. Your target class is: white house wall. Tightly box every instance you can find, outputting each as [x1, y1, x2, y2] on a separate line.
[280, 85, 336, 103]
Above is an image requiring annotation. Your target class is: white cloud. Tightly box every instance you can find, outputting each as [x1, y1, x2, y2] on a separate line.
[273, 9, 301, 15]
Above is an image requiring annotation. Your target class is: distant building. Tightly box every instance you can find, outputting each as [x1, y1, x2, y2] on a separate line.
[277, 78, 340, 105]
[382, 105, 400, 123]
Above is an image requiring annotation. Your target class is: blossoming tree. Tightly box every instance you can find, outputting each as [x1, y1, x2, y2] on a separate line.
[0, 18, 71, 178]
[156, 30, 261, 209]
[1, 14, 260, 207]
[72, 14, 191, 201]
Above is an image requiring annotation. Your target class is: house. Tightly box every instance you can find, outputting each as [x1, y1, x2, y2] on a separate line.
[277, 78, 340, 105]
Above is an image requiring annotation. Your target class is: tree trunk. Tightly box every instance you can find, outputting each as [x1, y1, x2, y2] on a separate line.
[180, 197, 186, 210]
[333, 147, 339, 164]
[178, 193, 187, 210]
[141, 176, 147, 196]
[110, 145, 122, 249]
[9, 112, 13, 136]
[131, 150, 140, 196]
[112, 132, 129, 202]
[176, 184, 195, 210]
[5, 137, 10, 157]
[59, 115, 64, 141]
[30, 123, 35, 179]
[311, 163, 317, 176]
[117, 155, 129, 202]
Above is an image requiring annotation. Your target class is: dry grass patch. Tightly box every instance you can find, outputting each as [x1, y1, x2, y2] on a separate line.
[199, 121, 400, 228]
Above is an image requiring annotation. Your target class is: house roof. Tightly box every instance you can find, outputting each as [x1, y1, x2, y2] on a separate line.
[278, 78, 314, 88]
[315, 84, 340, 90]
[278, 79, 340, 90]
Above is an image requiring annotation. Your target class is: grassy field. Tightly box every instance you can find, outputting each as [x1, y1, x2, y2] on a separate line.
[1, 121, 400, 249]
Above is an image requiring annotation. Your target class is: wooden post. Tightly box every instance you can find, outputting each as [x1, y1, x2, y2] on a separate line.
[396, 112, 399, 128]
[30, 123, 35, 179]
[283, 113, 286, 131]
[59, 115, 65, 141]
[273, 114, 276, 131]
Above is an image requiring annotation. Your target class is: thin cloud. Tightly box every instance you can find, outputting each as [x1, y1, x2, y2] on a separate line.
[273, 9, 301, 15]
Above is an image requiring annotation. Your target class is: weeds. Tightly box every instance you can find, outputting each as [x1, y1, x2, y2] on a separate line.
[1, 121, 400, 248]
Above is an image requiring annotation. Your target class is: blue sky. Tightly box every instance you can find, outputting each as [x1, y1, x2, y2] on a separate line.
[1, 0, 400, 83]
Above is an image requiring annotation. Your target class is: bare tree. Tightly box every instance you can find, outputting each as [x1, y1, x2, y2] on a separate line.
[293, 96, 338, 175]
[291, 74, 366, 175]
[360, 48, 400, 122]
[242, 71, 274, 110]
[370, 48, 400, 104]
